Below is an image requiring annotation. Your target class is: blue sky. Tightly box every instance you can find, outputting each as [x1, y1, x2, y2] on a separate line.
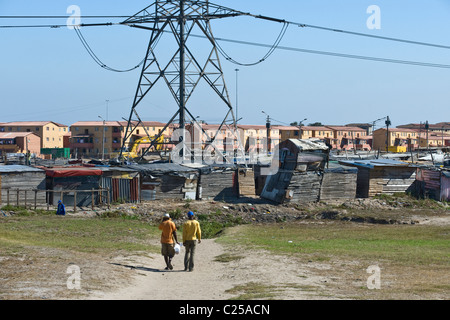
[1, 0, 449, 128]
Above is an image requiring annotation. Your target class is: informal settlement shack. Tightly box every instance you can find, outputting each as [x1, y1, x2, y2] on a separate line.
[261, 139, 341, 203]
[338, 159, 417, 198]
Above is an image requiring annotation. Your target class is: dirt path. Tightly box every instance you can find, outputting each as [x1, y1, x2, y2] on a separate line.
[89, 237, 330, 300]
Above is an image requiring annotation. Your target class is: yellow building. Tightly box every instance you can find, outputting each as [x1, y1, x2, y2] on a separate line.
[0, 121, 68, 149]
[372, 128, 419, 151]
[237, 125, 280, 153]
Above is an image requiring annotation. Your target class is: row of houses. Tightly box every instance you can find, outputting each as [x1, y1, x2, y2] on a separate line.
[1, 121, 449, 159]
[1, 139, 448, 210]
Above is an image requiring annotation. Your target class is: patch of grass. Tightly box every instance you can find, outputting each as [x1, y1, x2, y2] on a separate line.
[1, 205, 52, 216]
[0, 215, 161, 254]
[214, 253, 244, 263]
[373, 193, 446, 210]
[226, 282, 276, 300]
[218, 222, 450, 266]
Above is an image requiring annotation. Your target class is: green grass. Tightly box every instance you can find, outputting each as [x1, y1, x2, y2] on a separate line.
[217, 222, 450, 265]
[0, 215, 161, 254]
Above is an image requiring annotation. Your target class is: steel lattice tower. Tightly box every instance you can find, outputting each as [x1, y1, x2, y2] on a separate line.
[119, 0, 249, 161]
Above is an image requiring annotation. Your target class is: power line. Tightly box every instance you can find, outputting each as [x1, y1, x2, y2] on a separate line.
[210, 35, 450, 69]
[0, 15, 129, 19]
[251, 14, 450, 51]
[2, 11, 450, 70]
[74, 28, 145, 72]
[214, 22, 289, 66]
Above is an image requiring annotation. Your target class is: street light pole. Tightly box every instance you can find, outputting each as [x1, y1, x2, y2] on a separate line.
[298, 118, 307, 139]
[235, 69, 239, 122]
[262, 111, 271, 156]
[99, 116, 105, 160]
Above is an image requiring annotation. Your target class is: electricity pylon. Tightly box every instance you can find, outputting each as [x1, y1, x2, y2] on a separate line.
[119, 0, 249, 161]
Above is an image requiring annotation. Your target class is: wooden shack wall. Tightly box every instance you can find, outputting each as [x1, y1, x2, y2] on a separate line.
[441, 173, 450, 201]
[141, 175, 197, 201]
[320, 171, 357, 200]
[237, 169, 256, 198]
[368, 167, 416, 197]
[198, 170, 236, 201]
[0, 172, 46, 205]
[285, 171, 322, 203]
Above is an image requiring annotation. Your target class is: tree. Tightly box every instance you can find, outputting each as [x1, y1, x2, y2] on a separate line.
[308, 122, 323, 127]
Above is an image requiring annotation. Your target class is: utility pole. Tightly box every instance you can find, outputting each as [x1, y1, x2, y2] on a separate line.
[235, 68, 239, 123]
[261, 112, 271, 156]
[425, 120, 429, 150]
[99, 116, 105, 160]
[298, 118, 307, 139]
[385, 116, 391, 152]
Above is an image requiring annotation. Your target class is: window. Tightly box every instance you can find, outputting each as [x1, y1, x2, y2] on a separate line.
[46, 137, 49, 141]
[46, 127, 49, 131]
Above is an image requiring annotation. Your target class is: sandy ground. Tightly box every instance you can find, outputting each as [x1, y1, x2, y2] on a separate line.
[89, 237, 332, 300]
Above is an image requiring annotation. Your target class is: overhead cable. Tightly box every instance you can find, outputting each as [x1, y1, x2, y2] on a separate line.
[74, 27, 145, 72]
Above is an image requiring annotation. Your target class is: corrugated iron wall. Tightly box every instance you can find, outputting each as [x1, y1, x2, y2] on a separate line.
[101, 177, 140, 204]
[440, 173, 450, 201]
[416, 168, 441, 200]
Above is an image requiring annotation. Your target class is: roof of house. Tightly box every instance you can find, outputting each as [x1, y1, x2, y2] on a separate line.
[338, 159, 416, 169]
[0, 132, 40, 139]
[0, 165, 45, 173]
[325, 126, 366, 131]
[1, 121, 68, 127]
[117, 121, 167, 127]
[273, 125, 301, 131]
[301, 126, 333, 131]
[70, 121, 121, 127]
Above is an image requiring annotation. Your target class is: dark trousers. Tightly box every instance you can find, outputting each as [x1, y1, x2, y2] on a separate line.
[184, 240, 197, 271]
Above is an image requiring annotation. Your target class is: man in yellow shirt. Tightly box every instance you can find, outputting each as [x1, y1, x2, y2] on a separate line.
[182, 211, 201, 272]
[159, 213, 179, 270]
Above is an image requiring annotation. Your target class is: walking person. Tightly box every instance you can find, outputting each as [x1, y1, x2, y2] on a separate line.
[159, 213, 179, 270]
[182, 211, 201, 272]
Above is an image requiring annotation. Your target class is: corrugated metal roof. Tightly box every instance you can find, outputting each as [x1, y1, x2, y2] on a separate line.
[286, 139, 329, 151]
[339, 159, 414, 169]
[0, 165, 45, 173]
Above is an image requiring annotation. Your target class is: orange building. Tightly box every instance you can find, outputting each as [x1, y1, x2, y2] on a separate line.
[0, 121, 68, 149]
[0, 132, 41, 156]
[325, 126, 370, 151]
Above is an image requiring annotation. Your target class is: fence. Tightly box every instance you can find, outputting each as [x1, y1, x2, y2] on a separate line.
[0, 188, 111, 212]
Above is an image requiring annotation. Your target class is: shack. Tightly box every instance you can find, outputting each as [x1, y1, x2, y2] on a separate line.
[320, 163, 358, 200]
[0, 165, 46, 206]
[415, 167, 450, 201]
[441, 171, 450, 201]
[42, 166, 103, 206]
[99, 166, 140, 203]
[195, 164, 238, 201]
[127, 163, 198, 201]
[261, 139, 330, 203]
[338, 159, 417, 198]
